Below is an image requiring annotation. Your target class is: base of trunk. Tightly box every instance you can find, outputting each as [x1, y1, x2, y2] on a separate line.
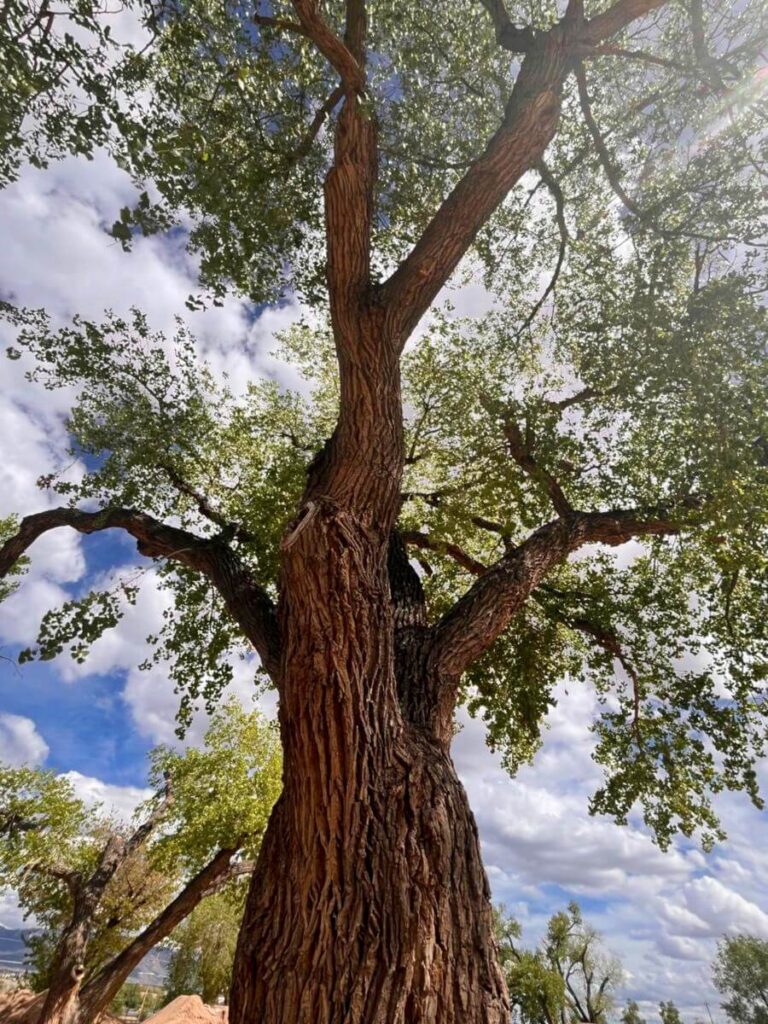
[230, 733, 508, 1024]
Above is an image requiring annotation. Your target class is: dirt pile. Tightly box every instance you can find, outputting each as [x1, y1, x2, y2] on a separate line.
[144, 995, 227, 1024]
[0, 988, 44, 1024]
[0, 989, 122, 1023]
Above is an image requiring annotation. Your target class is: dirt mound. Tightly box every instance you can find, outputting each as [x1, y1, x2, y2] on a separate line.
[0, 989, 122, 1024]
[144, 995, 227, 1024]
[0, 989, 45, 1024]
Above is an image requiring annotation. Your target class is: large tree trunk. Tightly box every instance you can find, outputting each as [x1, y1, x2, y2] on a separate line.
[230, 466, 509, 1021]
[231, 737, 507, 1023]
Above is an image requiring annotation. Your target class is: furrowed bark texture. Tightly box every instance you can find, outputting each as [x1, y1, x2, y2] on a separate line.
[228, 1, 675, 1018]
[0, 2, 675, 1020]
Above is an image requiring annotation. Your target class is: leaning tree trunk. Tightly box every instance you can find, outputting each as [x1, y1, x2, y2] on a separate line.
[38, 912, 89, 1024]
[229, 321, 509, 1021]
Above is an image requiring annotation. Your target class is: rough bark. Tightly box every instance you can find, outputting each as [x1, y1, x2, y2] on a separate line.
[0, 1, 680, 1021]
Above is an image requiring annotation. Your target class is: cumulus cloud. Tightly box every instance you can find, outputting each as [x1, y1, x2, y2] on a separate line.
[452, 685, 768, 1019]
[60, 770, 152, 823]
[0, 713, 49, 765]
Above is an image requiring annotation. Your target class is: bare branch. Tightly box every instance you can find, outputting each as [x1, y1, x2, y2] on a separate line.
[401, 530, 487, 576]
[0, 507, 282, 682]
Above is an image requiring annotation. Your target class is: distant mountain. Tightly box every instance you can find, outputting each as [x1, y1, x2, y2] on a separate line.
[0, 925, 35, 973]
[0, 925, 171, 985]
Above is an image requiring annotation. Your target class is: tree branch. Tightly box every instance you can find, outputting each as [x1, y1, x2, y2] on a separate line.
[490, 404, 573, 517]
[160, 463, 258, 545]
[582, 0, 669, 46]
[288, 85, 344, 165]
[401, 530, 487, 576]
[380, 29, 570, 343]
[428, 505, 686, 682]
[515, 159, 569, 335]
[79, 848, 240, 1020]
[477, 0, 538, 53]
[252, 12, 310, 39]
[538, 598, 644, 745]
[289, 0, 364, 94]
[378, 0, 671, 342]
[0, 507, 282, 683]
[575, 61, 643, 219]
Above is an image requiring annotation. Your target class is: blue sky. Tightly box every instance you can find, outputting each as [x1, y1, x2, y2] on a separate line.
[1, 43, 768, 1023]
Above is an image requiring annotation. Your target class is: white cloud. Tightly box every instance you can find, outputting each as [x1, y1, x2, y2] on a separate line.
[60, 770, 152, 823]
[452, 685, 768, 1020]
[0, 713, 49, 766]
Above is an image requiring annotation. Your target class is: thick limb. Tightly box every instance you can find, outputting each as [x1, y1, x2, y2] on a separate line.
[0, 506, 281, 682]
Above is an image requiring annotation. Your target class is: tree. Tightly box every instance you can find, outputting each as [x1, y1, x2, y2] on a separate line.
[164, 891, 244, 1005]
[622, 1001, 646, 1024]
[495, 902, 621, 1024]
[495, 907, 566, 1024]
[0, 703, 281, 1024]
[1, 0, 768, 1020]
[659, 1000, 683, 1024]
[109, 983, 163, 1022]
[713, 935, 768, 1024]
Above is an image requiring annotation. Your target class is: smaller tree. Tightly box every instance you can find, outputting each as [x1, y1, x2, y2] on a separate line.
[0, 700, 281, 1024]
[164, 890, 243, 1004]
[495, 908, 565, 1024]
[495, 902, 622, 1024]
[621, 1001, 646, 1024]
[659, 1000, 683, 1024]
[713, 935, 768, 1024]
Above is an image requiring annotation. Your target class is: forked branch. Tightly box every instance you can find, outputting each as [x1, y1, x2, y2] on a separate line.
[428, 505, 685, 682]
[383, 0, 672, 342]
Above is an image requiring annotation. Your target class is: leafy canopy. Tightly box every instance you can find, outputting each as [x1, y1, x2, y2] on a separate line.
[1, 0, 768, 850]
[495, 901, 622, 1024]
[713, 934, 768, 1024]
[0, 702, 281, 980]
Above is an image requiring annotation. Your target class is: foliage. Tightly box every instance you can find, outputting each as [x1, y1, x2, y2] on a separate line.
[622, 1000, 646, 1024]
[495, 902, 622, 1024]
[1, 0, 768, 853]
[110, 982, 164, 1020]
[659, 1000, 682, 1024]
[713, 934, 768, 1024]
[0, 703, 281, 982]
[0, 516, 25, 603]
[164, 889, 245, 1004]
[146, 699, 282, 873]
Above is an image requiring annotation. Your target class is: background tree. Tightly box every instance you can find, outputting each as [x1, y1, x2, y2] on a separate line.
[163, 890, 244, 1005]
[713, 935, 768, 1024]
[659, 1000, 683, 1024]
[2, 0, 768, 1020]
[495, 907, 566, 1024]
[622, 1001, 647, 1024]
[0, 702, 280, 1024]
[495, 902, 621, 1024]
